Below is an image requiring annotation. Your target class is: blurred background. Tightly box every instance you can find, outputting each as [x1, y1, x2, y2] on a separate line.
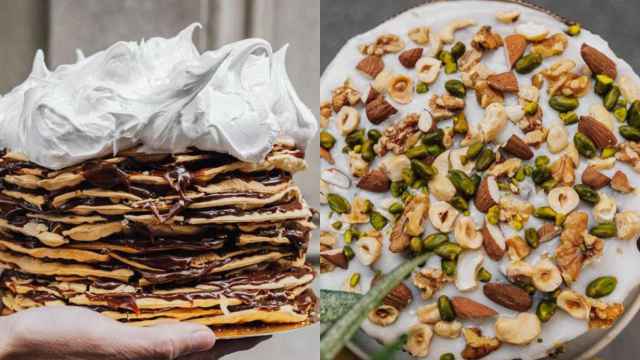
[322, 0, 640, 359]
[0, 0, 319, 359]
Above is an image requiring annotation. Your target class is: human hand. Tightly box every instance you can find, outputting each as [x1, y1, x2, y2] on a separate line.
[0, 306, 216, 360]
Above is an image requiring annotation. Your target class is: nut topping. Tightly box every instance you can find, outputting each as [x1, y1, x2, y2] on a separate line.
[471, 26, 503, 51]
[503, 135, 533, 159]
[399, 48, 423, 68]
[495, 313, 541, 345]
[366, 94, 398, 124]
[483, 282, 532, 311]
[357, 169, 391, 192]
[461, 328, 501, 359]
[408, 26, 430, 45]
[578, 116, 617, 149]
[387, 74, 413, 104]
[452, 296, 497, 319]
[359, 34, 405, 55]
[487, 72, 519, 93]
[504, 34, 527, 68]
[581, 43, 617, 79]
[368, 305, 400, 326]
[416, 57, 442, 84]
[611, 170, 634, 193]
[581, 166, 610, 190]
[356, 55, 384, 78]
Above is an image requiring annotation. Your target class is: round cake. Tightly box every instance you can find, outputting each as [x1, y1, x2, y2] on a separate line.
[320, 1, 640, 359]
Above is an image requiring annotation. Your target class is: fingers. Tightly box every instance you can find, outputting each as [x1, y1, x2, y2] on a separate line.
[124, 322, 216, 360]
[0, 306, 215, 360]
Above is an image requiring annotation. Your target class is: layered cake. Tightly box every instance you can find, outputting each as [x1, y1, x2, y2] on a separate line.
[320, 1, 640, 359]
[0, 24, 318, 338]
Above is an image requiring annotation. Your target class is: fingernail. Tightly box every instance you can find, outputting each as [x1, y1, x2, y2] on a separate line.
[190, 329, 216, 352]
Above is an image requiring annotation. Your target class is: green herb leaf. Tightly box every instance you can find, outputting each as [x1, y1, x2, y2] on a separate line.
[320, 252, 431, 360]
[371, 333, 407, 360]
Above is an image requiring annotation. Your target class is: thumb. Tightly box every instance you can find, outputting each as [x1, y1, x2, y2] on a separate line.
[128, 322, 216, 359]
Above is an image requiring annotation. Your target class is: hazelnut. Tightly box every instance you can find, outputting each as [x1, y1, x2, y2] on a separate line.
[368, 304, 399, 326]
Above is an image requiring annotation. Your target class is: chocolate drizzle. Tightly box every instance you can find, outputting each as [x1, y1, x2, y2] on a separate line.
[0, 147, 315, 327]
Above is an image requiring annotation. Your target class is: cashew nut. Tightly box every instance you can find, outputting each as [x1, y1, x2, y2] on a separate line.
[428, 175, 457, 202]
[455, 251, 484, 291]
[439, 19, 476, 44]
[496, 10, 521, 23]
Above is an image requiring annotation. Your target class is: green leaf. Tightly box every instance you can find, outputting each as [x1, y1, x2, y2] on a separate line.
[320, 290, 363, 331]
[371, 333, 407, 360]
[320, 252, 431, 360]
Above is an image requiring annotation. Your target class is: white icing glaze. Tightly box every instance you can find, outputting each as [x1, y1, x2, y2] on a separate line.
[320, 1, 640, 359]
[0, 24, 317, 169]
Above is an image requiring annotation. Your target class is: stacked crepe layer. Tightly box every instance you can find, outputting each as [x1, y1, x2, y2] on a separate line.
[0, 144, 317, 335]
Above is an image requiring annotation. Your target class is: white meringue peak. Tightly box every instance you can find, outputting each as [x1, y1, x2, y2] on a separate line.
[0, 23, 317, 169]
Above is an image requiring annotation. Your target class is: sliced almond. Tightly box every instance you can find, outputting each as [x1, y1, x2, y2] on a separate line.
[482, 223, 506, 261]
[581, 166, 610, 190]
[581, 43, 617, 79]
[487, 72, 519, 93]
[474, 176, 499, 213]
[504, 34, 527, 69]
[578, 116, 617, 149]
[538, 223, 561, 243]
[502, 135, 533, 160]
[611, 171, 634, 193]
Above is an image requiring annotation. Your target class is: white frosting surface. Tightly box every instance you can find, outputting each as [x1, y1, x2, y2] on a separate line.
[320, 1, 640, 359]
[0, 24, 317, 169]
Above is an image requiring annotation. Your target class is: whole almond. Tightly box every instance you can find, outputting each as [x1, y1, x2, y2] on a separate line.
[366, 95, 398, 124]
[503, 135, 534, 160]
[483, 283, 532, 311]
[452, 296, 498, 319]
[611, 170, 634, 193]
[474, 176, 498, 213]
[581, 43, 617, 79]
[357, 169, 391, 192]
[505, 34, 527, 68]
[399, 48, 423, 68]
[578, 116, 617, 149]
[357, 55, 385, 78]
[581, 166, 610, 189]
[487, 72, 519, 93]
